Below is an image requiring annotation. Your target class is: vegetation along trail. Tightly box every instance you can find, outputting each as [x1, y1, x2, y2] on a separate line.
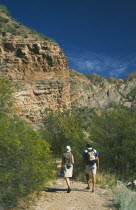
[29, 178, 115, 210]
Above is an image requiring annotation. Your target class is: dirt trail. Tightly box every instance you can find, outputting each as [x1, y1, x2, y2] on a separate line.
[29, 178, 116, 210]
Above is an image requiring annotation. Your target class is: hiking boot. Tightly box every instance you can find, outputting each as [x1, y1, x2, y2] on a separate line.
[67, 187, 71, 193]
[85, 186, 90, 189]
[92, 189, 95, 192]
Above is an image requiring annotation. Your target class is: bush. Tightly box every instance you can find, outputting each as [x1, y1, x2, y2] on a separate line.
[40, 110, 87, 177]
[90, 107, 136, 177]
[0, 113, 55, 207]
[0, 77, 55, 207]
[39, 33, 49, 40]
[0, 6, 10, 15]
[0, 16, 9, 23]
[113, 186, 136, 210]
[0, 77, 14, 113]
[5, 25, 18, 35]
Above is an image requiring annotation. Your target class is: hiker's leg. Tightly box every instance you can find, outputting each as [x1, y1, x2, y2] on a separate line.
[85, 173, 90, 188]
[91, 165, 97, 191]
[65, 178, 71, 193]
[85, 165, 91, 188]
[65, 177, 71, 188]
[92, 173, 96, 191]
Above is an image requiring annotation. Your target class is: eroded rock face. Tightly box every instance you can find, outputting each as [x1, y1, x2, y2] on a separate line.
[0, 9, 136, 126]
[1, 34, 136, 125]
[0, 35, 70, 123]
[70, 70, 136, 110]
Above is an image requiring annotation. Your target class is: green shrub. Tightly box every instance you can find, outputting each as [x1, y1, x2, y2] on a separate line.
[90, 107, 136, 177]
[30, 29, 38, 35]
[113, 186, 136, 210]
[13, 23, 21, 29]
[85, 73, 103, 84]
[5, 25, 18, 35]
[40, 110, 87, 177]
[0, 78, 55, 207]
[39, 33, 49, 40]
[0, 113, 55, 207]
[72, 106, 136, 179]
[0, 6, 10, 15]
[126, 87, 136, 101]
[0, 77, 14, 113]
[0, 16, 9, 23]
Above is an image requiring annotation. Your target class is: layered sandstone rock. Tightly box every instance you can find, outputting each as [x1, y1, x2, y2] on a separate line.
[0, 8, 70, 123]
[0, 7, 136, 125]
[0, 37, 71, 123]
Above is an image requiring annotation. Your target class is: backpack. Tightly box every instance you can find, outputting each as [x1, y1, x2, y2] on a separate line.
[86, 150, 97, 166]
[66, 163, 72, 169]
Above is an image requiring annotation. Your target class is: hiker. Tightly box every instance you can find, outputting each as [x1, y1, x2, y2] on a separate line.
[62, 146, 74, 193]
[83, 143, 99, 192]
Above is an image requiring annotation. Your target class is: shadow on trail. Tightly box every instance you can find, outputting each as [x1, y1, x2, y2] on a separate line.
[45, 187, 92, 193]
[45, 188, 67, 192]
[104, 200, 117, 209]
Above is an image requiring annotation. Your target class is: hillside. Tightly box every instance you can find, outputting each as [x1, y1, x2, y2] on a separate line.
[0, 6, 71, 124]
[70, 69, 136, 110]
[0, 6, 136, 125]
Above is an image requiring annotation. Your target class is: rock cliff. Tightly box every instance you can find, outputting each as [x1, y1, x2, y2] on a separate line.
[0, 7, 70, 123]
[70, 70, 136, 110]
[0, 7, 136, 125]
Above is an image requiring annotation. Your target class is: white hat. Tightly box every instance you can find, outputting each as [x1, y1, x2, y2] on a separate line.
[88, 147, 93, 152]
[66, 146, 71, 152]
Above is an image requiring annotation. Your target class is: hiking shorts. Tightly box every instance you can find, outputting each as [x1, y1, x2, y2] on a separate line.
[85, 164, 97, 175]
[64, 165, 73, 178]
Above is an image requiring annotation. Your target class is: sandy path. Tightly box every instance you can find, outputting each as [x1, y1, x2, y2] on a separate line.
[29, 178, 116, 210]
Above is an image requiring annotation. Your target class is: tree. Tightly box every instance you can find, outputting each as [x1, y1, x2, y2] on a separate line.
[0, 113, 54, 206]
[0, 78, 55, 206]
[40, 110, 86, 176]
[90, 108, 136, 177]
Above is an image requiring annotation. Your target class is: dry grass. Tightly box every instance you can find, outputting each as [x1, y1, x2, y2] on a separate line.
[76, 171, 117, 189]
[97, 171, 117, 189]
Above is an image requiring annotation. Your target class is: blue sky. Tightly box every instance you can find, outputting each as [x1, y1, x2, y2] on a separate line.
[0, 0, 136, 78]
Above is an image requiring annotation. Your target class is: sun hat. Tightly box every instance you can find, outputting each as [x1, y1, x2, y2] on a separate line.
[66, 146, 71, 152]
[88, 147, 93, 152]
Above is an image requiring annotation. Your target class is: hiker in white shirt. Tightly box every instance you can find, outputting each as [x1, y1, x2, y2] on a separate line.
[83, 143, 99, 192]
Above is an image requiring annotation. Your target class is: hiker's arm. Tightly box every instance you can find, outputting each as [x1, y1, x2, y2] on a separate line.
[96, 156, 99, 169]
[72, 155, 74, 164]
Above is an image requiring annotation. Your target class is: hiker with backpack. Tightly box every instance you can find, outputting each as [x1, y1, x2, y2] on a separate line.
[62, 146, 74, 193]
[83, 143, 99, 192]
